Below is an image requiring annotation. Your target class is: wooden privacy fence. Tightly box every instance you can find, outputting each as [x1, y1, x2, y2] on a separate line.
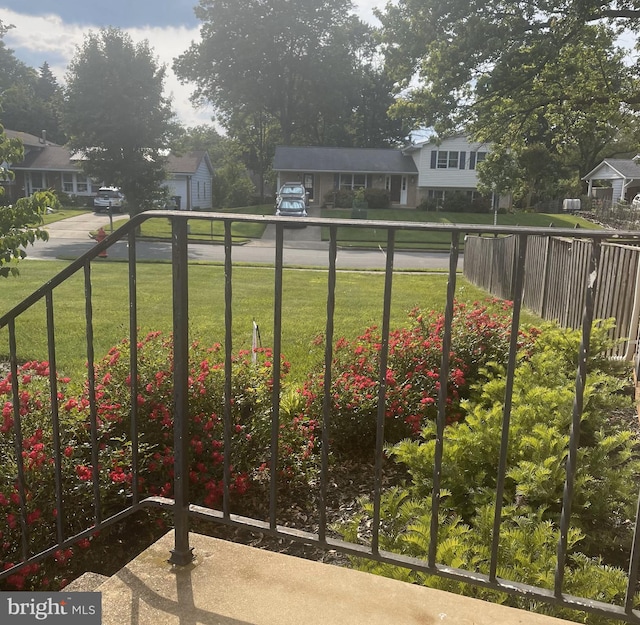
[463, 234, 640, 359]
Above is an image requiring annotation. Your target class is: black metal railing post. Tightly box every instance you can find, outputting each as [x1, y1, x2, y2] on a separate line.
[169, 217, 194, 565]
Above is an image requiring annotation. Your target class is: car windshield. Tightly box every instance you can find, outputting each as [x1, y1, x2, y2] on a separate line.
[280, 200, 304, 209]
[280, 185, 304, 195]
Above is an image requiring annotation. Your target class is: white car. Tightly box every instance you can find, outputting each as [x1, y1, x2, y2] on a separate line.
[632, 193, 640, 209]
[94, 187, 125, 212]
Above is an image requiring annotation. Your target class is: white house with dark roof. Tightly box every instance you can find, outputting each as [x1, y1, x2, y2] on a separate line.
[582, 157, 640, 205]
[164, 151, 214, 210]
[1, 129, 214, 210]
[273, 136, 503, 208]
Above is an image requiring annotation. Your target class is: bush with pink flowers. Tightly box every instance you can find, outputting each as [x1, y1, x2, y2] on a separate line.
[300, 300, 540, 456]
[0, 333, 317, 590]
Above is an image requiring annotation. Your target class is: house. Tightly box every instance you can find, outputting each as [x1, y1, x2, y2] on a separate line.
[1, 129, 214, 210]
[581, 157, 640, 205]
[402, 135, 502, 208]
[3, 129, 96, 203]
[273, 146, 419, 207]
[164, 151, 214, 211]
[273, 136, 507, 209]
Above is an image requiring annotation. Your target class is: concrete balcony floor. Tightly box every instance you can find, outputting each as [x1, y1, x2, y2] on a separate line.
[82, 530, 574, 625]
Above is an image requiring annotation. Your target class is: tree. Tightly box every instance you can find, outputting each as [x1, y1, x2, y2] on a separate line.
[0, 123, 56, 277]
[64, 28, 175, 215]
[174, 0, 406, 152]
[378, 1, 640, 199]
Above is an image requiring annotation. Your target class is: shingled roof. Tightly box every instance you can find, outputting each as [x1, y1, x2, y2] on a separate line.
[166, 151, 213, 175]
[273, 146, 418, 175]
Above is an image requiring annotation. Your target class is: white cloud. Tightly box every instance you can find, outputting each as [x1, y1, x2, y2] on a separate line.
[2, 9, 214, 127]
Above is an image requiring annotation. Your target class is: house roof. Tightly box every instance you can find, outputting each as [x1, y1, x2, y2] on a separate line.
[5, 129, 59, 148]
[273, 146, 418, 175]
[582, 158, 640, 181]
[166, 151, 213, 176]
[12, 145, 78, 172]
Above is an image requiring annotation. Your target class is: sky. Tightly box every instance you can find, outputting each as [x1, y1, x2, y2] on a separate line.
[0, 0, 384, 128]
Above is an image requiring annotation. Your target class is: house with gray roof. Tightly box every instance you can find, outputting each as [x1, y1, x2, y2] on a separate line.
[273, 146, 419, 207]
[273, 136, 504, 209]
[582, 158, 640, 205]
[1, 129, 213, 210]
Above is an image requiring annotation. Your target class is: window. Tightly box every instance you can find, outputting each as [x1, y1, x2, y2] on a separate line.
[437, 151, 460, 169]
[30, 172, 46, 191]
[469, 151, 487, 169]
[339, 173, 368, 190]
[76, 175, 89, 193]
[432, 150, 467, 169]
[63, 173, 74, 193]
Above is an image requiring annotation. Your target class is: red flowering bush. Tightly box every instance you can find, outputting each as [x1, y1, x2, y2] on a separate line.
[91, 332, 318, 505]
[0, 333, 317, 590]
[301, 300, 539, 456]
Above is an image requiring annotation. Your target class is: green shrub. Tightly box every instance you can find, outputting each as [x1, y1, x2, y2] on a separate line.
[416, 197, 440, 211]
[324, 189, 354, 208]
[337, 320, 640, 622]
[363, 188, 390, 209]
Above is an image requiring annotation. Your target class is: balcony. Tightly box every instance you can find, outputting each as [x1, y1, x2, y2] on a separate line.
[2, 211, 640, 624]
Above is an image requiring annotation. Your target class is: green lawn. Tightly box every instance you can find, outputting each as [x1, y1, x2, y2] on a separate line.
[320, 208, 598, 250]
[1, 260, 508, 384]
[42, 206, 91, 225]
[104, 205, 274, 242]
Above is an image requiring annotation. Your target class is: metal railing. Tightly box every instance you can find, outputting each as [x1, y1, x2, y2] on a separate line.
[2, 211, 640, 623]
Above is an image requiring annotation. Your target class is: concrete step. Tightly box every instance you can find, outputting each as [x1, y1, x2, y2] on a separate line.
[93, 530, 573, 625]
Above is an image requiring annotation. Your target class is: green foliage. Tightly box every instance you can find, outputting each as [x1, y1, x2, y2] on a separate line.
[211, 140, 255, 208]
[0, 123, 58, 276]
[64, 28, 175, 215]
[336, 320, 640, 621]
[387, 321, 638, 559]
[0, 334, 317, 589]
[174, 0, 409, 149]
[363, 188, 390, 209]
[324, 189, 355, 208]
[379, 0, 640, 196]
[301, 300, 537, 457]
[340, 494, 634, 622]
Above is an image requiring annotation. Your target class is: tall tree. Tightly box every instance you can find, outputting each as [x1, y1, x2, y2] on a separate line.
[64, 28, 175, 214]
[174, 0, 401, 149]
[377, 0, 640, 200]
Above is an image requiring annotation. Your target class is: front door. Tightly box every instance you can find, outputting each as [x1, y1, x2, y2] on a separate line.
[387, 175, 401, 203]
[400, 176, 408, 205]
[303, 173, 314, 201]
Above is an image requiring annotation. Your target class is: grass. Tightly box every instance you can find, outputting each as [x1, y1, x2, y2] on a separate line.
[41, 206, 91, 226]
[320, 208, 599, 250]
[0, 260, 513, 385]
[99, 205, 274, 242]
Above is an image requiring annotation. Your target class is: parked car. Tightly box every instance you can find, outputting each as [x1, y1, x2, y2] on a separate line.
[275, 198, 307, 220]
[632, 193, 640, 210]
[276, 182, 308, 208]
[94, 187, 125, 212]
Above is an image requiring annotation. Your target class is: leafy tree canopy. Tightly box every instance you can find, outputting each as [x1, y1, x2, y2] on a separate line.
[64, 28, 176, 215]
[377, 1, 640, 204]
[174, 0, 408, 149]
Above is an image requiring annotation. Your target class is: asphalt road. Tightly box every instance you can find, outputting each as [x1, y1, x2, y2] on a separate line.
[25, 211, 459, 271]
